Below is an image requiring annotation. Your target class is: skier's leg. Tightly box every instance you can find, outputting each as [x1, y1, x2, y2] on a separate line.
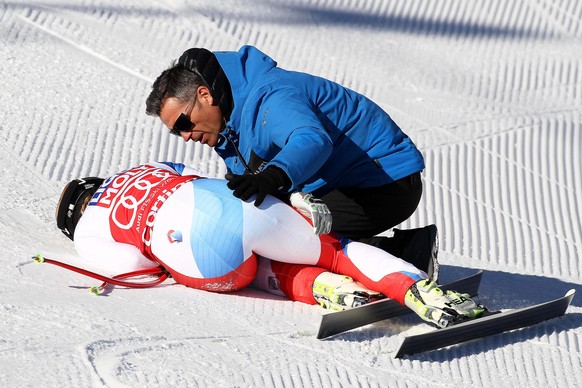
[252, 256, 383, 309]
[319, 174, 439, 280]
[241, 194, 322, 265]
[238, 191, 428, 306]
[250, 256, 288, 298]
[150, 179, 259, 292]
[267, 261, 326, 304]
[316, 234, 425, 305]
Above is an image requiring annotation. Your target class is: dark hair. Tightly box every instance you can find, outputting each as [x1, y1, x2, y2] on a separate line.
[145, 62, 207, 116]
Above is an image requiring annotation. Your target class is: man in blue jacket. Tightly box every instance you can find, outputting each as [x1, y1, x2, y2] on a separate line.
[146, 46, 438, 279]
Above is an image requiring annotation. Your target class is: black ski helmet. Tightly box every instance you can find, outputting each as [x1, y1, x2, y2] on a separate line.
[56, 177, 104, 241]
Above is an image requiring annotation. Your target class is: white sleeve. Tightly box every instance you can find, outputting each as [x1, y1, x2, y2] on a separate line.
[69, 166, 162, 276]
[156, 161, 208, 177]
[181, 165, 208, 177]
[74, 235, 159, 275]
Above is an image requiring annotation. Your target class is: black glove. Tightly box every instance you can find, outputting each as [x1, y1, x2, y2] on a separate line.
[226, 166, 291, 207]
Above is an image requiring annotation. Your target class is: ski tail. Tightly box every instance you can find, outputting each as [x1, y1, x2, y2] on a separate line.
[395, 289, 576, 358]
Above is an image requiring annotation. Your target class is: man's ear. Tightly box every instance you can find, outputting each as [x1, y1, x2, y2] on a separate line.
[196, 86, 214, 105]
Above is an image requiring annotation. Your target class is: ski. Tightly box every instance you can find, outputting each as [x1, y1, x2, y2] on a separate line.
[395, 289, 576, 358]
[317, 269, 483, 339]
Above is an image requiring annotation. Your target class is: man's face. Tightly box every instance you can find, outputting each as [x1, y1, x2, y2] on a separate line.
[159, 86, 225, 147]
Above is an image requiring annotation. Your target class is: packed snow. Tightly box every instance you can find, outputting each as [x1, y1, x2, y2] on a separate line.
[1, 0, 581, 387]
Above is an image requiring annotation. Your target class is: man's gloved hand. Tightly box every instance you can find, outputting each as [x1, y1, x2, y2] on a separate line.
[289, 192, 332, 236]
[226, 166, 291, 207]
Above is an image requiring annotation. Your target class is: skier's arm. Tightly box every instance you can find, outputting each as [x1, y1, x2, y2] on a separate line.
[74, 236, 159, 275]
[158, 161, 207, 177]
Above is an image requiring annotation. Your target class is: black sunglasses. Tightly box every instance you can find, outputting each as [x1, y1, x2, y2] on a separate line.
[170, 113, 195, 136]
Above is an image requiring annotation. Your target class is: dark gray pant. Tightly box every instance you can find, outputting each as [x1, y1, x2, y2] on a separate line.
[320, 172, 423, 248]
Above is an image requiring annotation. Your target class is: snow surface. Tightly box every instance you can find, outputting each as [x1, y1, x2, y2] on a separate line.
[1, 0, 581, 387]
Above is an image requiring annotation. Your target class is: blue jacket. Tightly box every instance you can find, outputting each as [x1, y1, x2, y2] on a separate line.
[214, 46, 424, 195]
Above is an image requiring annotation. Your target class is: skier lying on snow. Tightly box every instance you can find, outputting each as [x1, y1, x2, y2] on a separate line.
[55, 161, 485, 328]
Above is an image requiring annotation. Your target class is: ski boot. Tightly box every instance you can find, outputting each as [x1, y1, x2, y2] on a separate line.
[404, 279, 486, 328]
[313, 272, 385, 311]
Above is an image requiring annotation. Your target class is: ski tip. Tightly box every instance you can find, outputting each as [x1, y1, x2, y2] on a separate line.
[565, 289, 576, 298]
